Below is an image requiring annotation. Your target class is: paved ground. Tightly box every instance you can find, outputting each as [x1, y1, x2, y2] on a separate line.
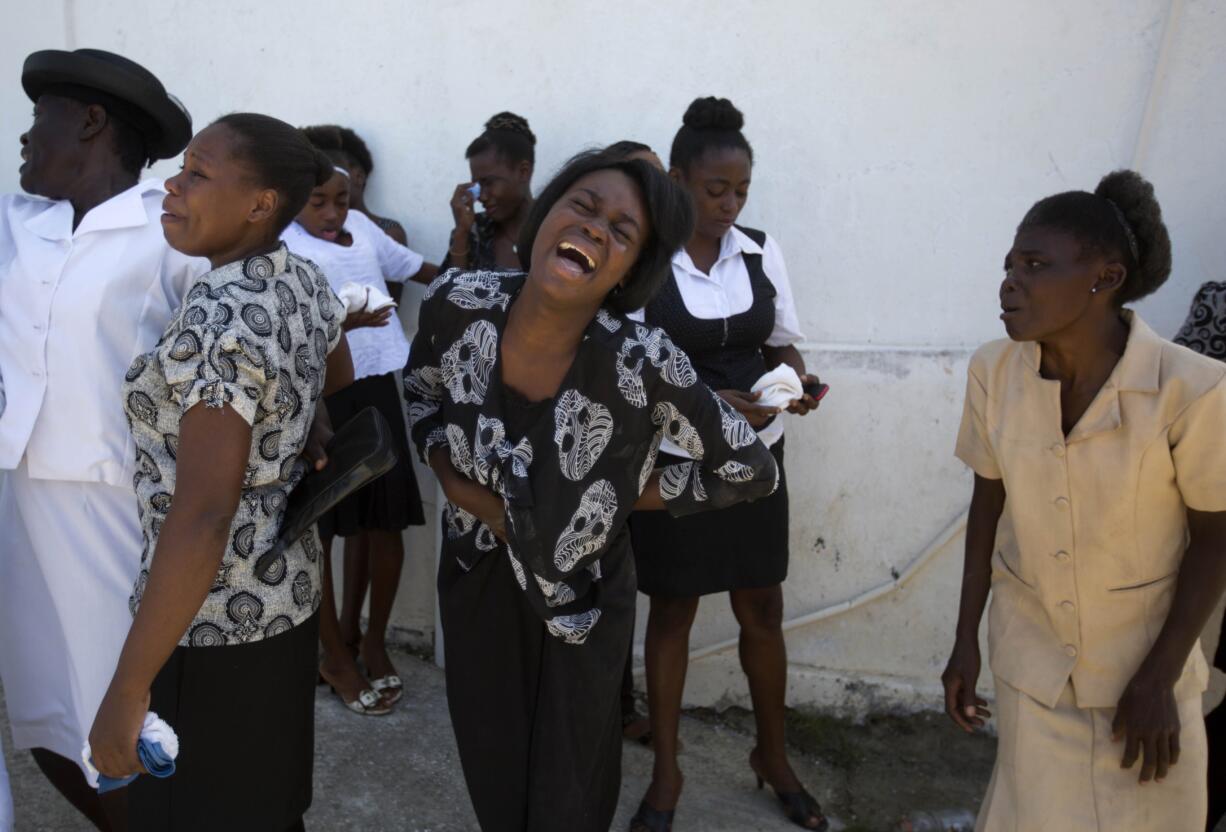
[7, 649, 1219, 832]
[3, 649, 852, 831]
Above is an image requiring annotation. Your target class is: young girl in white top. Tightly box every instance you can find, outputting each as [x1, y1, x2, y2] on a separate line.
[282, 142, 436, 714]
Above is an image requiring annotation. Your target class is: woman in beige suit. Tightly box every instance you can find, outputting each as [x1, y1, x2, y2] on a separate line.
[942, 170, 1226, 831]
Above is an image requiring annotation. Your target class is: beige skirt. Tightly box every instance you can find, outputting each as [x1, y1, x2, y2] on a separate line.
[977, 679, 1207, 831]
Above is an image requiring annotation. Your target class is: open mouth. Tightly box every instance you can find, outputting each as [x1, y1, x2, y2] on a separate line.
[557, 240, 597, 274]
[320, 227, 339, 242]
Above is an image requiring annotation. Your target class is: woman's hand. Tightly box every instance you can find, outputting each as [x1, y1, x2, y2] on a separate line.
[786, 373, 824, 416]
[301, 403, 333, 472]
[429, 447, 506, 541]
[450, 183, 477, 236]
[88, 684, 150, 779]
[342, 305, 394, 331]
[941, 636, 991, 732]
[717, 389, 779, 428]
[1112, 667, 1182, 782]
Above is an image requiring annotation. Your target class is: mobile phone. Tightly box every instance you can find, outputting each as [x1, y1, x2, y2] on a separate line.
[803, 381, 830, 402]
[467, 183, 481, 200]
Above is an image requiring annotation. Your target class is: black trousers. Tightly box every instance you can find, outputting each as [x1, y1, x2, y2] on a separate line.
[439, 543, 634, 832]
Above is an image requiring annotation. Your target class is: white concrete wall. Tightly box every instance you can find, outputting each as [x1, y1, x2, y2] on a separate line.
[3, 0, 1223, 715]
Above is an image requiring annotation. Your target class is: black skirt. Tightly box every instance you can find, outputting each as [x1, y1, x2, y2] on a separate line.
[318, 371, 425, 538]
[129, 612, 319, 832]
[631, 439, 789, 597]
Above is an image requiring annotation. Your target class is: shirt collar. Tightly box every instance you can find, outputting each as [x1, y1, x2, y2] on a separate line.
[22, 179, 165, 242]
[1020, 310, 1162, 394]
[671, 226, 763, 276]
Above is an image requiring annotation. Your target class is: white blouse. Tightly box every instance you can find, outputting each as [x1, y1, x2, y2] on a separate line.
[283, 210, 424, 380]
[631, 226, 805, 451]
[0, 180, 209, 485]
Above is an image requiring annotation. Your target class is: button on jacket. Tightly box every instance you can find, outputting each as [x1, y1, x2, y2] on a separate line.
[0, 181, 207, 485]
[956, 312, 1226, 708]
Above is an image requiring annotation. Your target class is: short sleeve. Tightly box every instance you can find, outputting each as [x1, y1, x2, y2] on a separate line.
[161, 312, 278, 427]
[761, 234, 805, 348]
[402, 272, 454, 461]
[367, 214, 424, 283]
[1170, 376, 1226, 511]
[954, 358, 1001, 480]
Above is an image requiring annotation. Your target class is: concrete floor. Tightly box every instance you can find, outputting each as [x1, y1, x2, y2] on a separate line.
[2, 649, 842, 832]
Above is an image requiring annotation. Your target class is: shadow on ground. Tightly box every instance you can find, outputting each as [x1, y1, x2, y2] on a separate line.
[5, 648, 999, 831]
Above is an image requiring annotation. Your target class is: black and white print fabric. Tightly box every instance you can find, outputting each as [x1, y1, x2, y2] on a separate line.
[123, 244, 342, 647]
[404, 269, 778, 643]
[1174, 281, 1226, 361]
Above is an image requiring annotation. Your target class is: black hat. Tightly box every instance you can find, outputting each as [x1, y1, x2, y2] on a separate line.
[22, 49, 192, 160]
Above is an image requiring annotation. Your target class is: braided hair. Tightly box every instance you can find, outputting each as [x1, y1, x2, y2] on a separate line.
[466, 111, 535, 166]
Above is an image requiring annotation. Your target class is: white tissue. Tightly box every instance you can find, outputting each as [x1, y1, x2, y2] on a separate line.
[337, 282, 396, 317]
[751, 363, 805, 410]
[81, 711, 179, 789]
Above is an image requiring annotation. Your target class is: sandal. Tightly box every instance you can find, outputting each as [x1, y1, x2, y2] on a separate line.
[333, 685, 392, 716]
[628, 800, 674, 832]
[750, 749, 829, 831]
[370, 674, 404, 706]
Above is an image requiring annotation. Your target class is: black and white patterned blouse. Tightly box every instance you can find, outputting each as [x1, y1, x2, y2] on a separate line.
[1173, 280, 1226, 671]
[403, 269, 779, 644]
[123, 244, 343, 647]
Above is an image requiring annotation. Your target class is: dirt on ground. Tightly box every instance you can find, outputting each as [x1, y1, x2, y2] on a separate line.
[688, 705, 997, 831]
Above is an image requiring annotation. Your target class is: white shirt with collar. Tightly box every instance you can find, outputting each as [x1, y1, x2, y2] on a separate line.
[282, 210, 423, 380]
[0, 179, 209, 485]
[631, 226, 806, 452]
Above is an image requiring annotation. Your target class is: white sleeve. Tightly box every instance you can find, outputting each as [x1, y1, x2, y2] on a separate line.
[365, 214, 424, 283]
[761, 234, 805, 347]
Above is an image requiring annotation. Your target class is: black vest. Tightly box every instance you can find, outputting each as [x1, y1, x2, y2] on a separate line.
[645, 226, 777, 393]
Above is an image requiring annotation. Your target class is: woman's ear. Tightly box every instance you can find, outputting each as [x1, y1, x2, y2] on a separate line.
[248, 188, 280, 225]
[1093, 261, 1128, 296]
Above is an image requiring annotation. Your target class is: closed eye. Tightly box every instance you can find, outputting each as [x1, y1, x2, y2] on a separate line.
[571, 198, 594, 215]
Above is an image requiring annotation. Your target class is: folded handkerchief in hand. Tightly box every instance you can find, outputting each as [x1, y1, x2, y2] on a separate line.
[337, 282, 396, 316]
[82, 711, 179, 793]
[751, 363, 804, 410]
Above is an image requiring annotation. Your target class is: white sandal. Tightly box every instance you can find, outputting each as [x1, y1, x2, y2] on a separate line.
[370, 674, 403, 706]
[335, 686, 391, 716]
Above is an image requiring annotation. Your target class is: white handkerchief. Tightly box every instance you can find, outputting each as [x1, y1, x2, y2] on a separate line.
[751, 363, 804, 410]
[337, 282, 396, 317]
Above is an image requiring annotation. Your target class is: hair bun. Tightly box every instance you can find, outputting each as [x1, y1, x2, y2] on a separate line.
[682, 97, 744, 131]
[484, 111, 535, 146]
[1094, 168, 1171, 290]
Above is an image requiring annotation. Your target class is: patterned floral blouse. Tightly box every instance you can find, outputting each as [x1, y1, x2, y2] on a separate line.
[123, 244, 343, 647]
[403, 269, 779, 644]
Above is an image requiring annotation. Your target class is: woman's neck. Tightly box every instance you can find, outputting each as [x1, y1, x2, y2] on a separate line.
[498, 195, 533, 237]
[506, 279, 590, 353]
[685, 231, 723, 274]
[1038, 310, 1130, 386]
[68, 167, 140, 230]
[208, 237, 281, 270]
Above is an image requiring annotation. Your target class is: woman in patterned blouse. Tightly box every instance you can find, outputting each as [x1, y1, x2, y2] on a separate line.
[404, 148, 778, 832]
[441, 112, 536, 272]
[88, 114, 353, 832]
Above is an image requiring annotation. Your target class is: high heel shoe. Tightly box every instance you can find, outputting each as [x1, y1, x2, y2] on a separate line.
[628, 800, 674, 832]
[750, 749, 829, 831]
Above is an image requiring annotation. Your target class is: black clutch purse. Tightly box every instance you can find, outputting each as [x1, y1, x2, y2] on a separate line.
[255, 406, 398, 580]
